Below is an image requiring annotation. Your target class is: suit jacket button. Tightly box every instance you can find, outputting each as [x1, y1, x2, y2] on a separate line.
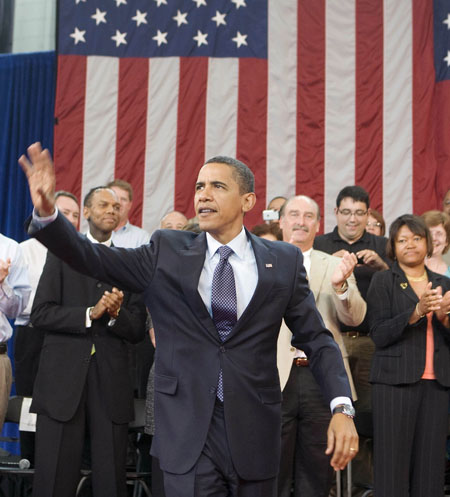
[96, 282, 102, 288]
[290, 347, 295, 352]
[220, 346, 226, 353]
[84, 357, 90, 363]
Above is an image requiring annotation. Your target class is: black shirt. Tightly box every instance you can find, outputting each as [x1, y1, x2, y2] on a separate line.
[314, 227, 390, 334]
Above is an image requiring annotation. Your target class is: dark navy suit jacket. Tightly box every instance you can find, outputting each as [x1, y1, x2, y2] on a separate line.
[31, 213, 351, 480]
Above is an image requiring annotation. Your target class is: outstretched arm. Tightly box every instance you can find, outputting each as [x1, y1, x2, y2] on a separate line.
[18, 142, 56, 217]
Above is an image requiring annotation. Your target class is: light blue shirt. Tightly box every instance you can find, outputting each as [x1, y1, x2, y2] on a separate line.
[111, 221, 151, 248]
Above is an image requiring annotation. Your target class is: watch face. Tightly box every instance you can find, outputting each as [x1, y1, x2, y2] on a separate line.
[335, 404, 355, 417]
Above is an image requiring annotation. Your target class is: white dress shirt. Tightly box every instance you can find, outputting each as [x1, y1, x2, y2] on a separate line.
[198, 228, 258, 319]
[0, 234, 31, 341]
[15, 238, 48, 326]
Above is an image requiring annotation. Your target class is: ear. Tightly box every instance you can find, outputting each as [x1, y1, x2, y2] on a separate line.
[83, 206, 90, 220]
[242, 192, 256, 214]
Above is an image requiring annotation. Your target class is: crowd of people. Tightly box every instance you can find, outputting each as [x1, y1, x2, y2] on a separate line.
[0, 143, 449, 497]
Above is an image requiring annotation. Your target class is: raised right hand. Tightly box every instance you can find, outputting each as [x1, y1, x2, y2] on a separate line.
[18, 142, 56, 217]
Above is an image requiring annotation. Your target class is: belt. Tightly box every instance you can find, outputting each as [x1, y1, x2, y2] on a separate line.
[0, 343, 7, 354]
[293, 357, 309, 367]
[341, 331, 367, 338]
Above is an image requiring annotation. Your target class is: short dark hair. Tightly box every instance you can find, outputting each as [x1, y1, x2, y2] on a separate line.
[386, 214, 433, 260]
[251, 223, 282, 240]
[204, 156, 255, 194]
[83, 186, 116, 207]
[336, 186, 370, 209]
[106, 179, 133, 201]
[55, 190, 79, 206]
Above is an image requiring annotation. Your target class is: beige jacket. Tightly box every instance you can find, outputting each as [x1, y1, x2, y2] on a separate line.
[277, 249, 366, 400]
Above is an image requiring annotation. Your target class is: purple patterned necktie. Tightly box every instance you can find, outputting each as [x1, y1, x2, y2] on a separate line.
[211, 245, 237, 401]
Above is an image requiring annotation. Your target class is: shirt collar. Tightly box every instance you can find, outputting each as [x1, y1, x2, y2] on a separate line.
[86, 230, 113, 247]
[116, 221, 130, 233]
[206, 227, 247, 260]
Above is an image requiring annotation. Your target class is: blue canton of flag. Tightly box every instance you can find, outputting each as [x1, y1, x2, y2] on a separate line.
[434, 0, 450, 81]
[58, 0, 268, 59]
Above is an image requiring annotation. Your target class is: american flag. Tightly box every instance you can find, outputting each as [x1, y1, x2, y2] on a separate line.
[54, 0, 450, 234]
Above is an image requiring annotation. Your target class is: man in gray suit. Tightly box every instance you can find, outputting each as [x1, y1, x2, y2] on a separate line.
[278, 195, 366, 497]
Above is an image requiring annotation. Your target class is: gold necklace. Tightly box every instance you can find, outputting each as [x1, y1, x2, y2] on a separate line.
[405, 271, 427, 282]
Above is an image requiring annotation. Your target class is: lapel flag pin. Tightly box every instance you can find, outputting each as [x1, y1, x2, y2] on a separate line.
[400, 282, 408, 289]
[266, 263, 273, 268]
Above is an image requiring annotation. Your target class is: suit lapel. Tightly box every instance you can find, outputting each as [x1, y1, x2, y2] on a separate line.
[177, 233, 220, 342]
[228, 232, 276, 338]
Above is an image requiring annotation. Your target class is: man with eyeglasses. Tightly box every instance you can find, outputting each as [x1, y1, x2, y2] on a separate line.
[314, 185, 389, 494]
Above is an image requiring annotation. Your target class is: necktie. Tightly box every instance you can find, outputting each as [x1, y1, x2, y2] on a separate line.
[211, 245, 237, 401]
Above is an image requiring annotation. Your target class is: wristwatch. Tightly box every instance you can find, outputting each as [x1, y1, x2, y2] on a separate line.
[332, 404, 355, 419]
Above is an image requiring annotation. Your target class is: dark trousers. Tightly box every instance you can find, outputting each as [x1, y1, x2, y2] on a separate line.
[373, 380, 449, 497]
[162, 402, 277, 497]
[14, 324, 44, 465]
[32, 356, 129, 497]
[278, 363, 332, 497]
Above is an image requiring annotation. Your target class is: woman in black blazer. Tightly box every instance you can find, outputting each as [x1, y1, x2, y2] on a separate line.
[367, 214, 450, 497]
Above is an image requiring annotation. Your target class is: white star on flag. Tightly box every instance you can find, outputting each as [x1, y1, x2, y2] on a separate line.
[152, 30, 168, 46]
[173, 10, 188, 27]
[443, 14, 450, 29]
[70, 27, 86, 45]
[444, 50, 450, 67]
[132, 10, 148, 26]
[75, 0, 86, 4]
[231, 0, 246, 8]
[115, 0, 127, 6]
[193, 30, 208, 46]
[154, 0, 168, 6]
[211, 11, 226, 27]
[192, 0, 207, 7]
[232, 31, 247, 48]
[91, 9, 107, 26]
[111, 30, 127, 47]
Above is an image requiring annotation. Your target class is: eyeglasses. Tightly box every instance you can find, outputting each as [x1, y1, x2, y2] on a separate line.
[337, 209, 368, 218]
[367, 222, 382, 228]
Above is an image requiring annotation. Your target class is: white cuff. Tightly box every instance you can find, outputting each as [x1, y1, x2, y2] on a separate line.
[330, 396, 353, 414]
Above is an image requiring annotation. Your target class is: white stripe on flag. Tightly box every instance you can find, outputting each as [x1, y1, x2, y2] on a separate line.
[324, 0, 356, 232]
[82, 56, 119, 233]
[266, 0, 298, 204]
[205, 58, 238, 160]
[142, 57, 180, 234]
[383, 0, 413, 229]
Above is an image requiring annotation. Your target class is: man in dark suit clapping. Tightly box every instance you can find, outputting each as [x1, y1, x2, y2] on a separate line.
[30, 186, 147, 497]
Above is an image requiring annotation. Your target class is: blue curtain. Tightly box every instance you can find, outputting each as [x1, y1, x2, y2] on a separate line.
[0, 51, 56, 454]
[0, 51, 56, 241]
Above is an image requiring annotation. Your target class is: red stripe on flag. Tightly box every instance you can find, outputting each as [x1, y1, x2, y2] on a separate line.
[296, 0, 325, 227]
[355, 0, 384, 213]
[175, 57, 208, 219]
[115, 58, 149, 227]
[236, 58, 268, 229]
[413, 1, 450, 213]
[412, 0, 438, 215]
[433, 80, 450, 203]
[53, 55, 86, 203]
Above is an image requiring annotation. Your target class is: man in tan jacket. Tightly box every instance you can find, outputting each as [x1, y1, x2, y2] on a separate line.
[277, 195, 366, 497]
